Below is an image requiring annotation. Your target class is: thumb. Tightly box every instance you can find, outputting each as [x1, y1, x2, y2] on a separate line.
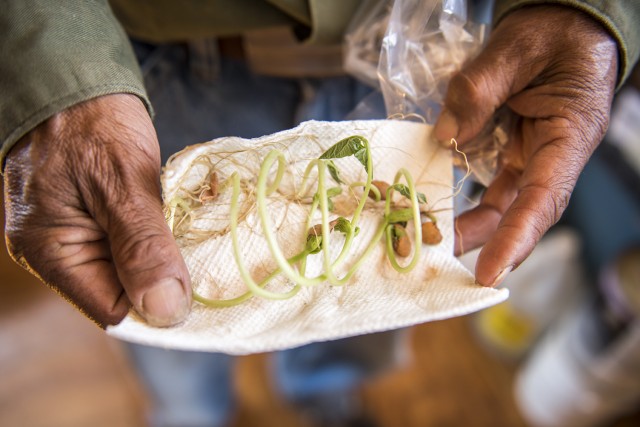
[106, 188, 192, 327]
[433, 11, 547, 144]
[79, 95, 193, 327]
[434, 48, 518, 144]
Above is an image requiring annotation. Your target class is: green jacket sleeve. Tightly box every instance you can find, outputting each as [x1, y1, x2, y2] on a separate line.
[0, 0, 151, 168]
[494, 0, 640, 89]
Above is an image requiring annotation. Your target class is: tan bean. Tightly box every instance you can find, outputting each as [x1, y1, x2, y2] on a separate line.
[421, 221, 442, 245]
[368, 180, 390, 201]
[307, 218, 339, 237]
[392, 224, 412, 257]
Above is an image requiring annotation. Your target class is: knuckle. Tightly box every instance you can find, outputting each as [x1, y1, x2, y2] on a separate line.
[115, 227, 175, 276]
[67, 290, 129, 329]
[5, 226, 45, 272]
[101, 296, 130, 327]
[449, 70, 486, 110]
[520, 181, 572, 229]
[509, 204, 548, 240]
[447, 66, 508, 136]
[551, 76, 614, 147]
[576, 109, 610, 145]
[4, 226, 23, 256]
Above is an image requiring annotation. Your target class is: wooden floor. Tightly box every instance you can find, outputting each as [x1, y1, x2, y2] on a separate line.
[2, 201, 639, 427]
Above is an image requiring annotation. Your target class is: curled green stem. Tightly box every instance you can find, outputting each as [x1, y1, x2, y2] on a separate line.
[189, 136, 425, 308]
[327, 138, 374, 274]
[193, 250, 308, 307]
[384, 168, 422, 273]
[231, 170, 303, 299]
[257, 151, 327, 287]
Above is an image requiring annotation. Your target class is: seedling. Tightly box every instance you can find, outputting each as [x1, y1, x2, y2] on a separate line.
[368, 180, 390, 201]
[166, 135, 442, 307]
[392, 224, 412, 257]
[421, 212, 443, 245]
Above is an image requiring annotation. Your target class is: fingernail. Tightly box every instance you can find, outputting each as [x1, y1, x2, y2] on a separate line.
[434, 109, 459, 143]
[490, 265, 513, 287]
[141, 279, 190, 327]
[476, 265, 513, 287]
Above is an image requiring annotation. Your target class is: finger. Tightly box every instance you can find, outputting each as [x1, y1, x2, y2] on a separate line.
[48, 252, 131, 327]
[4, 214, 131, 327]
[3, 140, 131, 327]
[433, 45, 521, 144]
[433, 12, 553, 144]
[454, 167, 520, 256]
[49, 231, 132, 327]
[72, 96, 194, 327]
[475, 136, 579, 286]
[103, 188, 192, 327]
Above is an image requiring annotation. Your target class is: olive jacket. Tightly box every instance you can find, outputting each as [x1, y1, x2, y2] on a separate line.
[1, 0, 639, 165]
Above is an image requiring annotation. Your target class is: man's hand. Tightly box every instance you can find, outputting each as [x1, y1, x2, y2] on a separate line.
[3, 94, 192, 327]
[435, 6, 619, 286]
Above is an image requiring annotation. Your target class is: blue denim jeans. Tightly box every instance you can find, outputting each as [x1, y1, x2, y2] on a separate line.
[126, 39, 400, 427]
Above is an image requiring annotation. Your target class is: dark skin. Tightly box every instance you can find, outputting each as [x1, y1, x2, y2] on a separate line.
[3, 5, 619, 327]
[3, 94, 192, 327]
[436, 5, 618, 285]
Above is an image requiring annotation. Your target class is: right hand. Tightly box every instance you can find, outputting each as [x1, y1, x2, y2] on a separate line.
[434, 5, 618, 287]
[3, 94, 192, 327]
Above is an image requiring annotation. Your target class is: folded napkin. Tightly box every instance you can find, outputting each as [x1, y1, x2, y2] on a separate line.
[107, 120, 508, 354]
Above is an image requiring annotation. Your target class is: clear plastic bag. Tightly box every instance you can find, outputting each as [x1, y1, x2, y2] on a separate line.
[345, 0, 511, 185]
[344, 0, 394, 89]
[378, 0, 486, 123]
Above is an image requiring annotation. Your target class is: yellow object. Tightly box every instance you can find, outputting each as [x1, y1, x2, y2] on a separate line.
[476, 301, 537, 357]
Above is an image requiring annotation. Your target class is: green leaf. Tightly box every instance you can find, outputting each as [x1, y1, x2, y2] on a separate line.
[353, 148, 369, 173]
[333, 217, 352, 234]
[305, 234, 323, 254]
[319, 136, 370, 176]
[319, 136, 368, 160]
[386, 208, 414, 224]
[326, 187, 343, 198]
[313, 187, 342, 212]
[326, 160, 343, 184]
[391, 183, 427, 204]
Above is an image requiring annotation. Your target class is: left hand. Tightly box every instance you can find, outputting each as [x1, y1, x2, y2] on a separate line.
[3, 94, 192, 327]
[434, 5, 619, 286]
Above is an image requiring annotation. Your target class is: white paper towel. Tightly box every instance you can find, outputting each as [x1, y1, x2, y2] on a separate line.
[107, 120, 508, 354]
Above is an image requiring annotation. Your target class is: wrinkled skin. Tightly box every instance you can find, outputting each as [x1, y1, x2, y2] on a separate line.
[435, 5, 619, 286]
[2, 5, 619, 326]
[3, 94, 191, 327]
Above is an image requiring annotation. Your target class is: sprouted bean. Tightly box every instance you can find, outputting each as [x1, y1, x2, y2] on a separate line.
[420, 211, 443, 245]
[392, 224, 412, 257]
[422, 221, 443, 245]
[169, 135, 442, 307]
[368, 180, 390, 201]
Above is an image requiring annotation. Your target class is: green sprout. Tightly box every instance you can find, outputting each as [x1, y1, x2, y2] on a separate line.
[173, 135, 438, 308]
